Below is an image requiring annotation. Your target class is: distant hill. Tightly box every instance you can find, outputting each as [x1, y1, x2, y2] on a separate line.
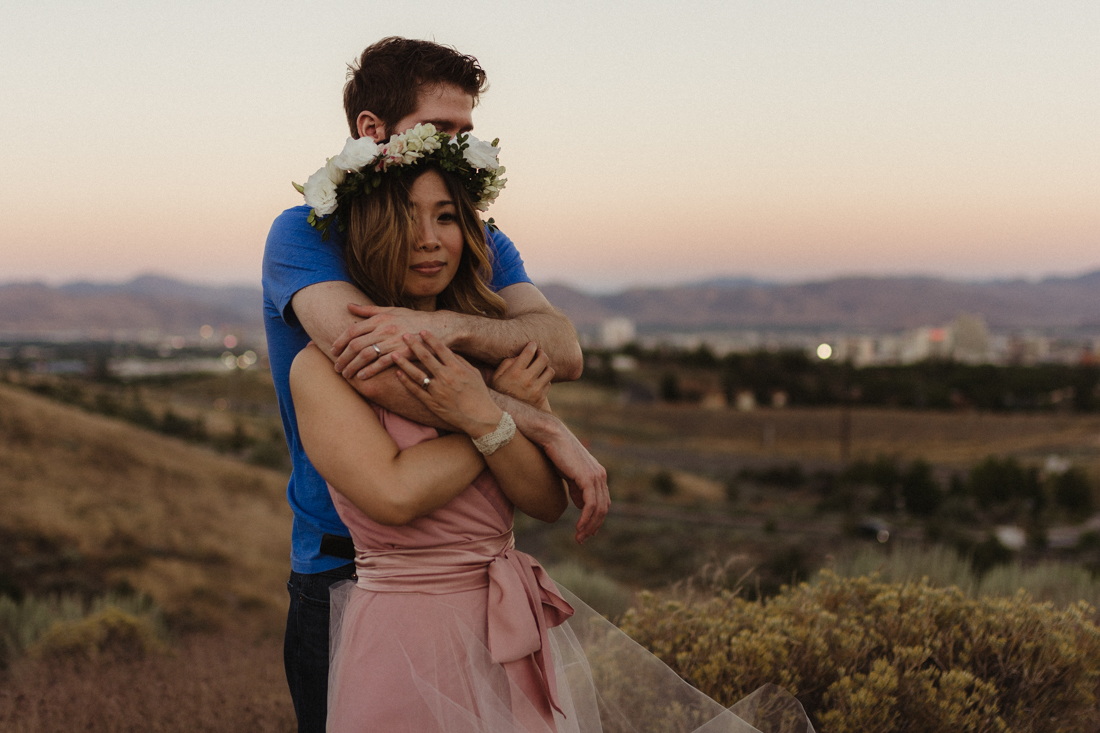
[0, 275, 263, 338]
[3, 270, 1100, 337]
[543, 271, 1100, 332]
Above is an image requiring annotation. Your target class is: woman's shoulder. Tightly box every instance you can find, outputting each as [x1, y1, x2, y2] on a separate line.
[289, 342, 340, 395]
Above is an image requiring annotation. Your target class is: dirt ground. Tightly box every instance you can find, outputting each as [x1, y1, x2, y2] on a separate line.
[0, 630, 294, 733]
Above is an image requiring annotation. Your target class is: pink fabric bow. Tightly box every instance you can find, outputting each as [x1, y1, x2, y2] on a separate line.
[487, 549, 575, 713]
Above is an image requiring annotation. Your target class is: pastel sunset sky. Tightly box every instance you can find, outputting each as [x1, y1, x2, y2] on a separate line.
[2, 0, 1097, 292]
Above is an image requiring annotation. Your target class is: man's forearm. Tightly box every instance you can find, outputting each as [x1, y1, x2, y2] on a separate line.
[490, 391, 560, 446]
[292, 281, 450, 427]
[450, 310, 582, 381]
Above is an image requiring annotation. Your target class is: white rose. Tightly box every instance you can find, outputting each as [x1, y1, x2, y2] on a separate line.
[325, 157, 346, 185]
[462, 136, 501, 170]
[333, 136, 379, 171]
[303, 166, 338, 216]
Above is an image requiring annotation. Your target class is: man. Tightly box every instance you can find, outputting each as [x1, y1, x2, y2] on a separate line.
[262, 37, 609, 731]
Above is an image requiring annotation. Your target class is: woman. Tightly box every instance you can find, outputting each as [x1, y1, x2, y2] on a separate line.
[291, 127, 814, 732]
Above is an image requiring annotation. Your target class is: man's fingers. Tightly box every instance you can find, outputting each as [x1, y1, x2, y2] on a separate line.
[492, 356, 517, 381]
[331, 312, 380, 356]
[571, 472, 610, 543]
[518, 341, 538, 366]
[575, 500, 597, 543]
[337, 340, 380, 377]
[346, 303, 382, 318]
[354, 351, 397, 380]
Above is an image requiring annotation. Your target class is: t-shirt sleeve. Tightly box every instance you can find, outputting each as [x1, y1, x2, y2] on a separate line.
[262, 206, 352, 327]
[486, 227, 532, 292]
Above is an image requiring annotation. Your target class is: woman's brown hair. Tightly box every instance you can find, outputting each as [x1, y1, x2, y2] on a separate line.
[342, 165, 507, 319]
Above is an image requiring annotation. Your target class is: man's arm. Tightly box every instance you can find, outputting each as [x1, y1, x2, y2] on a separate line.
[333, 282, 582, 383]
[489, 391, 608, 544]
[291, 280, 452, 430]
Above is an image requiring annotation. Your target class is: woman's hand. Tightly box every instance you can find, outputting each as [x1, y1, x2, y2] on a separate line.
[490, 341, 554, 410]
[393, 331, 503, 439]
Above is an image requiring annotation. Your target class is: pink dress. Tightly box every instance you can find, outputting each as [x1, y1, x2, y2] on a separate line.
[326, 408, 816, 733]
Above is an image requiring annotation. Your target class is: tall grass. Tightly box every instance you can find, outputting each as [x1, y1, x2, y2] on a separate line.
[825, 542, 1100, 607]
[546, 561, 634, 621]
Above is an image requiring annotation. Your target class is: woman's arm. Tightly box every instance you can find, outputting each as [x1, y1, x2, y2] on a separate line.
[394, 332, 568, 523]
[290, 344, 488, 525]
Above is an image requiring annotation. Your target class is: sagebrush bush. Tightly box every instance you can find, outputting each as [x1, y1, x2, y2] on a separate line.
[30, 606, 166, 662]
[0, 592, 166, 667]
[619, 572, 1100, 733]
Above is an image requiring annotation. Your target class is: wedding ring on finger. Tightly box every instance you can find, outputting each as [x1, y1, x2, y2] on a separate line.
[372, 343, 381, 358]
[422, 376, 432, 389]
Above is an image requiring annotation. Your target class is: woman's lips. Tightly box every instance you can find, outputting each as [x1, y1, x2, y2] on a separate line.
[410, 261, 446, 276]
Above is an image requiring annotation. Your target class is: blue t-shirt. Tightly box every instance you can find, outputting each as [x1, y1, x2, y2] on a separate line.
[261, 204, 532, 574]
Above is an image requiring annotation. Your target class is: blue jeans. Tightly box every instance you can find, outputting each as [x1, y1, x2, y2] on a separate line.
[284, 564, 356, 733]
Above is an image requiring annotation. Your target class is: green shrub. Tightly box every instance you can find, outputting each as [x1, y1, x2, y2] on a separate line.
[968, 457, 1041, 513]
[31, 607, 166, 662]
[0, 592, 166, 668]
[652, 469, 676, 497]
[619, 572, 1100, 732]
[1052, 467, 1094, 518]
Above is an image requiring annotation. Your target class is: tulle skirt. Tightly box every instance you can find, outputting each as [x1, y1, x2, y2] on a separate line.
[328, 581, 814, 733]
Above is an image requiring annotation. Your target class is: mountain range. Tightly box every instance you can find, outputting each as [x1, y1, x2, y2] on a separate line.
[2, 271, 1099, 337]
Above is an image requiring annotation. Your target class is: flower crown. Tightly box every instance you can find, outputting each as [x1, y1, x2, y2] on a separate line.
[293, 123, 507, 241]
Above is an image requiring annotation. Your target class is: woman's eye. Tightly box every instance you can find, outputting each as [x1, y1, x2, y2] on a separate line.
[438, 212, 457, 223]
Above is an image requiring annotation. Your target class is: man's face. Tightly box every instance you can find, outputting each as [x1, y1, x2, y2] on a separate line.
[359, 83, 475, 142]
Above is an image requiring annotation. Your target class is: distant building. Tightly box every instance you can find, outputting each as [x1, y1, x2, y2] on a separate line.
[950, 313, 991, 364]
[599, 318, 636, 350]
[900, 327, 950, 364]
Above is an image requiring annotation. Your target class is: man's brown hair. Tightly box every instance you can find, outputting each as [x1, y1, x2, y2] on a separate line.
[344, 37, 488, 139]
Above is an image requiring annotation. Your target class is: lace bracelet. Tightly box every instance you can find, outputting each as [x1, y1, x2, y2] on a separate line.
[473, 412, 516, 456]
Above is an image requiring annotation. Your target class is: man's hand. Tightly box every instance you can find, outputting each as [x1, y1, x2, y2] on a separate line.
[538, 423, 609, 543]
[491, 341, 553, 409]
[331, 304, 455, 381]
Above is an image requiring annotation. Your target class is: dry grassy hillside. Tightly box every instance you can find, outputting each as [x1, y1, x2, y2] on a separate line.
[0, 383, 292, 633]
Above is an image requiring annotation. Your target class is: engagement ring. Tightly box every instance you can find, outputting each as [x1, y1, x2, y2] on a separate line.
[422, 377, 432, 388]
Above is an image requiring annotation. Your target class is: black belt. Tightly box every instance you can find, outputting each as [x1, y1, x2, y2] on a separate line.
[320, 533, 355, 560]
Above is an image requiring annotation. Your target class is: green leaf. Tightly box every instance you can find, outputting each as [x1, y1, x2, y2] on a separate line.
[292, 181, 305, 194]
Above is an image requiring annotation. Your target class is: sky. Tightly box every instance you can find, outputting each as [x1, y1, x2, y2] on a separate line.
[1, 0, 1098, 293]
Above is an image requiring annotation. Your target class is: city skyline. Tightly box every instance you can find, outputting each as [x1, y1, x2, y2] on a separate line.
[2, 1, 1098, 292]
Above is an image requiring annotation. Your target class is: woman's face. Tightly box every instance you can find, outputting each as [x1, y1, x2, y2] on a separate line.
[404, 170, 464, 311]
